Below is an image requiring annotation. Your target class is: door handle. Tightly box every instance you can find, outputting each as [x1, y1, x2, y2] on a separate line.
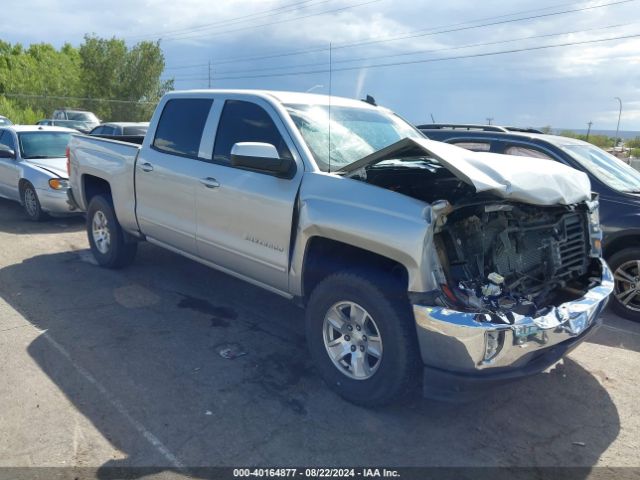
[140, 162, 154, 172]
[200, 177, 220, 189]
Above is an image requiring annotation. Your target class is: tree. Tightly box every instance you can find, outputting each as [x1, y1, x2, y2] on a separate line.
[0, 40, 82, 121]
[0, 35, 173, 124]
[627, 137, 640, 149]
[79, 35, 173, 121]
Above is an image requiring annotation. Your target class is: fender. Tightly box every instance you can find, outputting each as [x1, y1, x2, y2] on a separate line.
[288, 172, 434, 296]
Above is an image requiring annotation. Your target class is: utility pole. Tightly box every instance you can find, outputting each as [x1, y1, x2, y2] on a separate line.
[208, 61, 212, 89]
[586, 121, 593, 141]
[614, 97, 622, 149]
[486, 117, 493, 125]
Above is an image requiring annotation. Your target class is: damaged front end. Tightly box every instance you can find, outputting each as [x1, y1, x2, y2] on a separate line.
[413, 197, 612, 396]
[342, 136, 612, 394]
[433, 200, 602, 321]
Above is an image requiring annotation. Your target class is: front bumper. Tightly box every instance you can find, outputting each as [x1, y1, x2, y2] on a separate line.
[37, 187, 77, 214]
[412, 258, 613, 398]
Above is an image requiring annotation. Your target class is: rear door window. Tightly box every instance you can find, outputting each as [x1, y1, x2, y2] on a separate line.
[152, 98, 213, 159]
[504, 145, 554, 160]
[213, 100, 292, 165]
[123, 126, 148, 135]
[450, 140, 491, 152]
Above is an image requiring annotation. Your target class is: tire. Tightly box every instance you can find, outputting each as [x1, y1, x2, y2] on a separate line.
[21, 182, 47, 222]
[305, 270, 420, 407]
[87, 194, 137, 269]
[608, 247, 640, 322]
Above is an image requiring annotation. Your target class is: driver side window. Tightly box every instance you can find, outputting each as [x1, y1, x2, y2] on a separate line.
[213, 100, 292, 166]
[0, 131, 16, 153]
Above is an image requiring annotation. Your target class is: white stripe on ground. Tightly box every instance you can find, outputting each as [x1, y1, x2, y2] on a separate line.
[602, 324, 640, 337]
[41, 330, 185, 470]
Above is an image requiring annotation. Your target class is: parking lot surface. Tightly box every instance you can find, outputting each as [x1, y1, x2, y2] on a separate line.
[0, 198, 639, 476]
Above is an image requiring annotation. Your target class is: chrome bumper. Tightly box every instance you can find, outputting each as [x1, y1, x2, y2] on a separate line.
[413, 258, 613, 374]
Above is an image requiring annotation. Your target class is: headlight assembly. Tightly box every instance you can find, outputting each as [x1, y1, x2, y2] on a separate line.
[48, 178, 69, 190]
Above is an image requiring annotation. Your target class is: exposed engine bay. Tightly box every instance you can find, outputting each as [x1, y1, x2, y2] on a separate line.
[356, 160, 600, 319]
[434, 202, 598, 318]
[362, 158, 477, 205]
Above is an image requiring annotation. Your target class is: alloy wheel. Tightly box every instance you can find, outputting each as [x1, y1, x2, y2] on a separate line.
[613, 260, 640, 312]
[322, 301, 383, 380]
[23, 187, 39, 217]
[92, 210, 111, 254]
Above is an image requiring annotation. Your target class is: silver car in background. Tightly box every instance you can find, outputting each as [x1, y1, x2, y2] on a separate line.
[0, 125, 78, 221]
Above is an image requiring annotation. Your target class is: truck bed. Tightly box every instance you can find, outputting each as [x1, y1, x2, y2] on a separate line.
[67, 134, 142, 234]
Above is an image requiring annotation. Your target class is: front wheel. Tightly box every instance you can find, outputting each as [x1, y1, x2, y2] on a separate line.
[21, 182, 47, 222]
[305, 270, 420, 407]
[609, 247, 640, 322]
[87, 195, 137, 269]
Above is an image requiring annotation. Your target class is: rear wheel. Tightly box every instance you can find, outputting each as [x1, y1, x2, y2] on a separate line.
[609, 247, 640, 322]
[87, 195, 137, 269]
[21, 182, 47, 222]
[305, 270, 420, 406]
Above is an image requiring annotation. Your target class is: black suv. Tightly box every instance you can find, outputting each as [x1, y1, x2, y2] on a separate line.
[419, 124, 640, 322]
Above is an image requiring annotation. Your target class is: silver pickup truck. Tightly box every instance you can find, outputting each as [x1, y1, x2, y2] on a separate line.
[67, 90, 613, 406]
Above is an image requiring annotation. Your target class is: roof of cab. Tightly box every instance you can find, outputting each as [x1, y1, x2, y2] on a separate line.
[165, 89, 378, 109]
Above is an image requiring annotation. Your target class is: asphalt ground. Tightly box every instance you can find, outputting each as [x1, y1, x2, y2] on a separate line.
[0, 197, 639, 479]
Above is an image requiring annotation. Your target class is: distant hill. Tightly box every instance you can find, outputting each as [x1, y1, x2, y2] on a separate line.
[552, 129, 639, 140]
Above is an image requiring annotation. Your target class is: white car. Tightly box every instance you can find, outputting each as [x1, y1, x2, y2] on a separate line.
[0, 125, 78, 221]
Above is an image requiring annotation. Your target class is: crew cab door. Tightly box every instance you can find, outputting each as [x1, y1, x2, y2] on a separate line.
[0, 130, 20, 200]
[194, 98, 303, 293]
[135, 98, 214, 254]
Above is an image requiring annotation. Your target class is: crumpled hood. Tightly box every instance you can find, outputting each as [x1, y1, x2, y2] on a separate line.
[26, 157, 67, 178]
[339, 137, 591, 206]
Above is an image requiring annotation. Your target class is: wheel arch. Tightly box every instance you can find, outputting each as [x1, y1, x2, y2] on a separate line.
[603, 233, 640, 260]
[81, 174, 112, 208]
[301, 236, 410, 304]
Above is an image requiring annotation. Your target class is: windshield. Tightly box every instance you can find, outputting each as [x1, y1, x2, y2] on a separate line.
[18, 132, 71, 159]
[285, 104, 423, 171]
[561, 144, 640, 193]
[0, 117, 12, 126]
[66, 112, 98, 122]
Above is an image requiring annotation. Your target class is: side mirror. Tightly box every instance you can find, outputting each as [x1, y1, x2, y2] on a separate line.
[0, 148, 15, 159]
[230, 142, 294, 178]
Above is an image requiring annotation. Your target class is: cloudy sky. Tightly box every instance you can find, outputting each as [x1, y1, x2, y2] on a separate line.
[2, 0, 639, 130]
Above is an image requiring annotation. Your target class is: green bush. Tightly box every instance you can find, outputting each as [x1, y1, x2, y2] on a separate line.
[0, 36, 172, 123]
[0, 96, 44, 124]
